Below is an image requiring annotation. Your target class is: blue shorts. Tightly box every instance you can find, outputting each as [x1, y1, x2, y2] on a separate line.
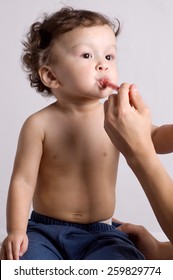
[20, 211, 145, 260]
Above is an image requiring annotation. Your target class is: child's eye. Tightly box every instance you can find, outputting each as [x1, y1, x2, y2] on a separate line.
[105, 55, 114, 61]
[81, 53, 92, 59]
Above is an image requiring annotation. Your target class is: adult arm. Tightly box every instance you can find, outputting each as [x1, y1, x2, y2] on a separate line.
[104, 83, 173, 243]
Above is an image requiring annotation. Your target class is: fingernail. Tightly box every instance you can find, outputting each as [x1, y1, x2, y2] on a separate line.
[131, 84, 138, 92]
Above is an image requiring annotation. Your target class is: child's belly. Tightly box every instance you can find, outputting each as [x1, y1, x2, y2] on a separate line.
[33, 181, 116, 224]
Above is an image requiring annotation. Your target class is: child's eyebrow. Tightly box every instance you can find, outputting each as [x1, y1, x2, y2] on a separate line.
[71, 43, 117, 50]
[70, 42, 95, 49]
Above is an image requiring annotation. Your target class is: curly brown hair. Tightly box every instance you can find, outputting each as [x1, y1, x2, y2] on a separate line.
[22, 7, 120, 96]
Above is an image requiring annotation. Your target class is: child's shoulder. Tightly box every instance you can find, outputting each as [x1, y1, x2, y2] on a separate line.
[21, 102, 56, 131]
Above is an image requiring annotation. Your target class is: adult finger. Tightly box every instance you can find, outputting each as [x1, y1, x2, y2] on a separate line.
[129, 85, 147, 112]
[117, 83, 131, 108]
[117, 223, 145, 237]
[107, 94, 117, 112]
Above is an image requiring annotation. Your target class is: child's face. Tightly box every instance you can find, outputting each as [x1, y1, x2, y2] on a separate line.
[51, 25, 118, 100]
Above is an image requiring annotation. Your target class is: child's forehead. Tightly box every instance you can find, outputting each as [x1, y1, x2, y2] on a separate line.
[56, 25, 116, 47]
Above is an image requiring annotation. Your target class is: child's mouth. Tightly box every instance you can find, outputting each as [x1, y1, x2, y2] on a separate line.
[99, 78, 119, 91]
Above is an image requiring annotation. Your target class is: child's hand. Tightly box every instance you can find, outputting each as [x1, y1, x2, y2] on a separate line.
[0, 230, 28, 260]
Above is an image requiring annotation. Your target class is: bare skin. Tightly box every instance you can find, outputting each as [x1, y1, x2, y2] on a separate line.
[2, 102, 119, 260]
[2, 23, 172, 260]
[30, 102, 118, 223]
[105, 85, 173, 259]
[1, 25, 119, 260]
[112, 219, 173, 260]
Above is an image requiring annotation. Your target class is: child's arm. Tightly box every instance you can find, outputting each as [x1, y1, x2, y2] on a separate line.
[152, 124, 173, 154]
[2, 115, 43, 260]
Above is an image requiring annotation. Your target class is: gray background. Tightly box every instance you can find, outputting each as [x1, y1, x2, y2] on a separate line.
[1, 0, 173, 241]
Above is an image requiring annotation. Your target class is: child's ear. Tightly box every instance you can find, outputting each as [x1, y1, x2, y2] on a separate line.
[39, 66, 59, 89]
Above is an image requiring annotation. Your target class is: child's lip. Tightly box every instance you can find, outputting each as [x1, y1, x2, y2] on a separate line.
[99, 78, 119, 91]
[99, 77, 109, 88]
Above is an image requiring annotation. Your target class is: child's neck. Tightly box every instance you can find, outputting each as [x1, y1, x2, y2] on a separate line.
[55, 98, 101, 114]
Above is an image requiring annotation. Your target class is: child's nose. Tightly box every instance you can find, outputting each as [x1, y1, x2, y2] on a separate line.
[96, 62, 108, 71]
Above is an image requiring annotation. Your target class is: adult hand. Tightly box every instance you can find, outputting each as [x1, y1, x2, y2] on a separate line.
[116, 222, 173, 260]
[104, 83, 153, 161]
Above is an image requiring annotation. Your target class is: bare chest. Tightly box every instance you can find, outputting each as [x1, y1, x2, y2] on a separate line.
[42, 115, 116, 168]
